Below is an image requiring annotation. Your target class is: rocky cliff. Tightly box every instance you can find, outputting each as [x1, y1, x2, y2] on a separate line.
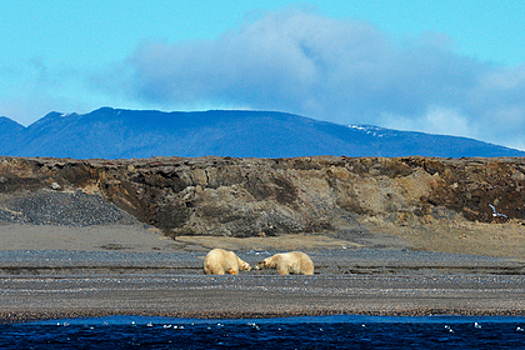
[1, 156, 524, 239]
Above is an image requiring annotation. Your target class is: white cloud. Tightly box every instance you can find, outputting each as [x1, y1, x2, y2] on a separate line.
[91, 8, 525, 151]
[381, 106, 474, 138]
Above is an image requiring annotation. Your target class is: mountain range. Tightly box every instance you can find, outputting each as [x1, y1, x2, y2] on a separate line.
[0, 107, 523, 159]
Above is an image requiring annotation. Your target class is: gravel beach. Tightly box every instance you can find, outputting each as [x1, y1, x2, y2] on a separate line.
[0, 191, 524, 322]
[0, 224, 524, 323]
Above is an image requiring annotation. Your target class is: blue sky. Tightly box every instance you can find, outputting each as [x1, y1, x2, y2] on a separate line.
[1, 1, 525, 150]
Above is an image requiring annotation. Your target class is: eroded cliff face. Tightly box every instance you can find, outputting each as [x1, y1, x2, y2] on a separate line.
[0, 156, 524, 238]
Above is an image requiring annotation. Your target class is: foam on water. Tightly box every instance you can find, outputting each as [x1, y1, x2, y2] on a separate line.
[25, 314, 525, 327]
[2, 315, 525, 349]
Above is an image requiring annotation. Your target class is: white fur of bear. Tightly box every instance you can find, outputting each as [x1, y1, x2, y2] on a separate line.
[203, 248, 251, 275]
[255, 251, 314, 275]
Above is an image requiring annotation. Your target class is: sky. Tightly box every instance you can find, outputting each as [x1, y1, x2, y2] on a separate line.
[1, 0, 525, 150]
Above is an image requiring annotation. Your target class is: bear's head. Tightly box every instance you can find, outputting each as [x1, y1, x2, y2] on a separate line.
[239, 260, 252, 271]
[254, 258, 272, 270]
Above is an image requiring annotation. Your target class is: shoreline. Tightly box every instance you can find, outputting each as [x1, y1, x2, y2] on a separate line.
[0, 224, 524, 323]
[4, 309, 525, 324]
[1, 272, 525, 323]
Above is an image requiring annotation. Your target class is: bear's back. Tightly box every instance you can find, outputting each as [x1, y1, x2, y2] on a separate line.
[286, 251, 314, 275]
[204, 248, 239, 275]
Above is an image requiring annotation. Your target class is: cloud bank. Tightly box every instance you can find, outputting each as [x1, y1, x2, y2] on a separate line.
[105, 9, 525, 150]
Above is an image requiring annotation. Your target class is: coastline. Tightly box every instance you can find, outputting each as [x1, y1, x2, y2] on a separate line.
[1, 156, 525, 322]
[1, 274, 525, 323]
[0, 223, 524, 323]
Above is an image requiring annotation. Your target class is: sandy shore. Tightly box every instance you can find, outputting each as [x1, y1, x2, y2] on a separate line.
[0, 223, 524, 322]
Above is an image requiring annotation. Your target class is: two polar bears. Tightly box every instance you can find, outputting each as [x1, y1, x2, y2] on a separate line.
[203, 248, 314, 275]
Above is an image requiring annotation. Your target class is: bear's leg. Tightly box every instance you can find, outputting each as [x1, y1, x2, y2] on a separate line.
[277, 266, 289, 275]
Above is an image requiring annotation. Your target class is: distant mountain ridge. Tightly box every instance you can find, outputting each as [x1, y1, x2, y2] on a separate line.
[0, 107, 523, 159]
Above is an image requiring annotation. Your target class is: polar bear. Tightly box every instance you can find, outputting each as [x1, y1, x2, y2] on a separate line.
[203, 248, 251, 275]
[255, 251, 314, 275]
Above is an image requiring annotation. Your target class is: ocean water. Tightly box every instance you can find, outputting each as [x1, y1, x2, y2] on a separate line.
[1, 315, 525, 349]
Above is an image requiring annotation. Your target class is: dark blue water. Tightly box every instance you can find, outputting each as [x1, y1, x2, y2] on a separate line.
[1, 315, 525, 349]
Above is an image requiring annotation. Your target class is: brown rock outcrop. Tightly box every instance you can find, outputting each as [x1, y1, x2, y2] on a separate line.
[0, 156, 524, 239]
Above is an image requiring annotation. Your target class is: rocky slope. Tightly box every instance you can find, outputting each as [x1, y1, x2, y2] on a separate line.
[0, 156, 524, 257]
